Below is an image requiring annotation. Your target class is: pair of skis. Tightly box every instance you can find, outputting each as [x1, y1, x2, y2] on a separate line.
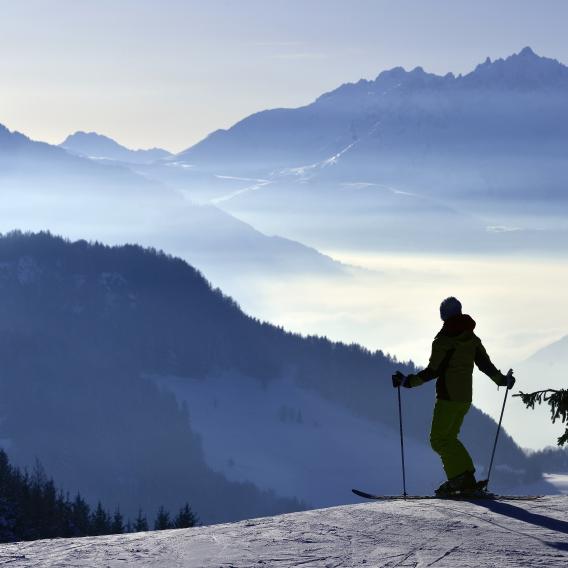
[351, 487, 540, 502]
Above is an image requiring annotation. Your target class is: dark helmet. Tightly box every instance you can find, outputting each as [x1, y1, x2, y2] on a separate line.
[440, 297, 462, 321]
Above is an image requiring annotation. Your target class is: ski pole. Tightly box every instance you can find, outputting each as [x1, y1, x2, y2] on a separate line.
[486, 370, 513, 487]
[397, 384, 408, 499]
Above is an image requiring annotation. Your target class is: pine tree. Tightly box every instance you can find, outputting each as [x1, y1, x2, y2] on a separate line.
[91, 502, 110, 535]
[0, 496, 17, 543]
[71, 494, 92, 536]
[28, 463, 46, 539]
[0, 450, 140, 542]
[174, 503, 197, 528]
[0, 452, 18, 542]
[133, 509, 149, 532]
[515, 389, 568, 446]
[55, 490, 74, 538]
[154, 506, 173, 530]
[40, 480, 58, 538]
[111, 508, 124, 534]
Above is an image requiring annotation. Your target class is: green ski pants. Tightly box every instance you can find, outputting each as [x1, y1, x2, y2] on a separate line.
[429, 398, 475, 480]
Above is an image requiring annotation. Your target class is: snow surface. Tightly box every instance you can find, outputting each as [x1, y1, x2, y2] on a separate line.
[1, 496, 566, 567]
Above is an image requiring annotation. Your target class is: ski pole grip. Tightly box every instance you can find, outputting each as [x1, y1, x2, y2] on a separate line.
[392, 372, 402, 388]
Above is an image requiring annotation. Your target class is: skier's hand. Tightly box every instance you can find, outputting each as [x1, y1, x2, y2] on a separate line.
[505, 369, 516, 390]
[392, 371, 410, 388]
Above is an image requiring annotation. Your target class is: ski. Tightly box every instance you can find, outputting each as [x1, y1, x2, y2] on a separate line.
[352, 489, 541, 501]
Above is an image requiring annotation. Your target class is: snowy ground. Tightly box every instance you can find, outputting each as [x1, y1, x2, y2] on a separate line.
[1, 496, 567, 567]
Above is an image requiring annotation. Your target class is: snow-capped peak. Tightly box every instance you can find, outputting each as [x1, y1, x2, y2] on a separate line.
[465, 46, 568, 88]
[316, 47, 567, 105]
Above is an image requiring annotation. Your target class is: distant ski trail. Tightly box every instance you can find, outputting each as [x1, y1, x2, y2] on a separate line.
[211, 177, 272, 204]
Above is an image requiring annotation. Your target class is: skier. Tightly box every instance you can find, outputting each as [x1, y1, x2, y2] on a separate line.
[392, 297, 516, 496]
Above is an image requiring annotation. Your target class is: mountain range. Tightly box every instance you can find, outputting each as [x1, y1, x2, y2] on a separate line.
[0, 123, 155, 193]
[176, 46, 568, 202]
[5, 47, 568, 256]
[53, 47, 568, 208]
[0, 121, 341, 277]
[133, 47, 567, 254]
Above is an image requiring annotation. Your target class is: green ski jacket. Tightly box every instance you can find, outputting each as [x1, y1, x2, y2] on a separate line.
[408, 314, 507, 403]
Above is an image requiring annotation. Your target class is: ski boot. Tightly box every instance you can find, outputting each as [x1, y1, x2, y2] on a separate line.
[435, 470, 477, 498]
[460, 479, 497, 499]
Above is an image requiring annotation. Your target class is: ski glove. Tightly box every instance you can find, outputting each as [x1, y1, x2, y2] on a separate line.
[392, 371, 411, 388]
[504, 369, 516, 390]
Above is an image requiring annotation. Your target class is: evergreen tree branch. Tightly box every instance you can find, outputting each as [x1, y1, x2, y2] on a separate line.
[514, 389, 568, 446]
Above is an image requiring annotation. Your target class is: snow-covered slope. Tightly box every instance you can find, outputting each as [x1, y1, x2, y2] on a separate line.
[2, 496, 566, 567]
[156, 374, 438, 507]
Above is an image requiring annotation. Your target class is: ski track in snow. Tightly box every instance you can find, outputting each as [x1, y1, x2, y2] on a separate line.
[1, 496, 567, 567]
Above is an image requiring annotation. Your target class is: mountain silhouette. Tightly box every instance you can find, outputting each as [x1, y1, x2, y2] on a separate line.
[0, 123, 164, 194]
[61, 131, 172, 165]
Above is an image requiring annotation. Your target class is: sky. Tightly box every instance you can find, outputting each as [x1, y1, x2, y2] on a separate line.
[1, 0, 568, 153]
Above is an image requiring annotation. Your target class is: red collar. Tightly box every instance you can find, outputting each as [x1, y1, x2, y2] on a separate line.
[440, 314, 476, 337]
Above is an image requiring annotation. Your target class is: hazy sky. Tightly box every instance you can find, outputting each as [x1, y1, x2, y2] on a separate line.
[2, 0, 568, 153]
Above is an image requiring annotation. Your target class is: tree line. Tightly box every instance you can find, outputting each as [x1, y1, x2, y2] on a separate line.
[0, 450, 197, 543]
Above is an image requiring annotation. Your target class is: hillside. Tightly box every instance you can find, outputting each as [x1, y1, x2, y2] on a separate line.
[525, 335, 568, 370]
[0, 232, 553, 527]
[0, 232, 313, 524]
[1, 496, 566, 567]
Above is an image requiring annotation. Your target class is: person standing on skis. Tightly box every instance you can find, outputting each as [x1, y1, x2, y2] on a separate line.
[393, 297, 516, 496]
